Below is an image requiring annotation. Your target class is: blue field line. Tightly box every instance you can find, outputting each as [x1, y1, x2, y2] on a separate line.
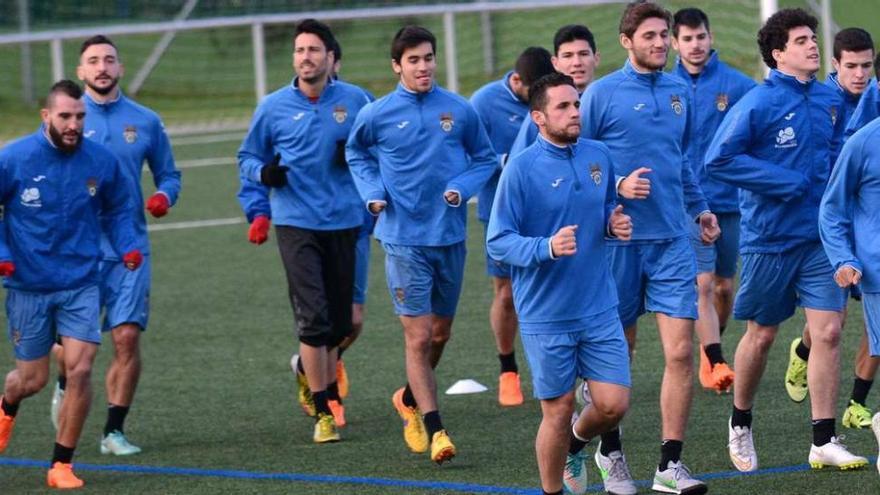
[1, 455, 877, 493]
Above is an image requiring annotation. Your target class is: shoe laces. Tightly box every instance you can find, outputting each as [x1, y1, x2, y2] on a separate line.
[605, 451, 632, 481]
[728, 425, 754, 455]
[849, 401, 871, 418]
[667, 461, 694, 481]
[565, 452, 585, 478]
[828, 435, 849, 450]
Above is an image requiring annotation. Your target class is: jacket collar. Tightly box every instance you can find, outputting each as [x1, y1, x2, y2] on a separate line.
[84, 90, 124, 110]
[622, 58, 663, 85]
[290, 76, 335, 103]
[536, 133, 577, 158]
[394, 81, 436, 101]
[768, 69, 816, 92]
[674, 50, 719, 81]
[826, 72, 862, 104]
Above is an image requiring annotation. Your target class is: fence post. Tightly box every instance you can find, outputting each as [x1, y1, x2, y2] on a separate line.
[480, 11, 494, 76]
[252, 22, 267, 102]
[17, 0, 34, 105]
[50, 38, 63, 82]
[443, 11, 458, 94]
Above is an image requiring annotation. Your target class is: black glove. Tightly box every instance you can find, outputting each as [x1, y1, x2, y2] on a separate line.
[334, 140, 348, 168]
[260, 154, 289, 187]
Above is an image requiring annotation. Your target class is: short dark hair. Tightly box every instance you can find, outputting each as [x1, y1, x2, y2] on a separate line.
[757, 8, 818, 69]
[331, 38, 342, 62]
[619, 1, 672, 39]
[47, 79, 83, 107]
[833, 27, 874, 60]
[514, 47, 555, 87]
[672, 8, 710, 38]
[294, 18, 336, 53]
[80, 34, 116, 55]
[553, 25, 597, 55]
[391, 26, 436, 63]
[529, 72, 576, 112]
[876, 52, 880, 78]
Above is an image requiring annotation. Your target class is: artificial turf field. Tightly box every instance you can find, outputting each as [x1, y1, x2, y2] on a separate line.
[0, 136, 879, 494]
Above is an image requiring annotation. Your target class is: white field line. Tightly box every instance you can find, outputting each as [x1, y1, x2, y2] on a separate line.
[174, 157, 237, 169]
[148, 217, 244, 232]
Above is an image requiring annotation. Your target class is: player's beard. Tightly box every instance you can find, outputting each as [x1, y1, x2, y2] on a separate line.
[47, 123, 82, 154]
[545, 123, 580, 144]
[85, 75, 119, 96]
[633, 48, 667, 72]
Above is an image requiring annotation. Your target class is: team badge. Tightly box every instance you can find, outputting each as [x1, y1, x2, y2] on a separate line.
[87, 178, 98, 197]
[333, 106, 348, 124]
[440, 112, 454, 132]
[715, 93, 729, 112]
[830, 107, 838, 126]
[589, 163, 602, 186]
[123, 125, 137, 144]
[394, 287, 406, 304]
[670, 95, 683, 115]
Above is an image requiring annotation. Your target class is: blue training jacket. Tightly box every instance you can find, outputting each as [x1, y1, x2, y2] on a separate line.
[0, 129, 139, 292]
[238, 78, 373, 230]
[470, 72, 529, 222]
[346, 83, 497, 246]
[820, 117, 880, 293]
[508, 116, 539, 165]
[487, 135, 619, 333]
[825, 72, 862, 136]
[580, 59, 708, 241]
[845, 81, 880, 140]
[705, 70, 844, 254]
[84, 92, 181, 259]
[672, 51, 756, 213]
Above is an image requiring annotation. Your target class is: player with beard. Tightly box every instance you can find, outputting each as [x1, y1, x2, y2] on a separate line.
[576, 2, 720, 493]
[488, 72, 633, 495]
[670, 8, 755, 394]
[238, 19, 372, 443]
[48, 35, 182, 456]
[0, 80, 142, 488]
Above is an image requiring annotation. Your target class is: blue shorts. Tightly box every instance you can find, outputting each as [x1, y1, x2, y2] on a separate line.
[353, 233, 371, 305]
[6, 285, 101, 361]
[863, 292, 880, 357]
[100, 257, 151, 332]
[482, 223, 511, 279]
[734, 243, 846, 326]
[608, 237, 698, 328]
[690, 212, 740, 278]
[520, 308, 631, 400]
[382, 242, 466, 317]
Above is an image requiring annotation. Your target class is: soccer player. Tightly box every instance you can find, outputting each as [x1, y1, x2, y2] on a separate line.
[487, 72, 633, 495]
[845, 52, 880, 138]
[819, 113, 880, 476]
[346, 25, 496, 464]
[0, 80, 142, 488]
[238, 19, 372, 443]
[671, 8, 755, 393]
[580, 2, 719, 493]
[470, 46, 555, 407]
[785, 28, 880, 429]
[706, 8, 868, 472]
[509, 25, 600, 156]
[49, 34, 182, 456]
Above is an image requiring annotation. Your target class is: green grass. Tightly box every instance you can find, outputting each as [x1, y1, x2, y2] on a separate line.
[1, 137, 880, 493]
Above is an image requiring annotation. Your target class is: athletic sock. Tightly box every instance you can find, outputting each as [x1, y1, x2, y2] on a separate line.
[0, 397, 19, 418]
[296, 357, 306, 376]
[337, 347, 345, 360]
[795, 340, 811, 361]
[423, 410, 443, 439]
[313, 390, 331, 416]
[402, 384, 418, 408]
[812, 418, 835, 446]
[543, 490, 563, 495]
[104, 404, 129, 436]
[600, 428, 622, 455]
[569, 424, 589, 455]
[719, 324, 726, 336]
[57, 375, 67, 391]
[327, 381, 341, 403]
[731, 406, 752, 429]
[499, 352, 518, 374]
[659, 439, 683, 471]
[51, 443, 75, 464]
[850, 377, 874, 406]
[704, 343, 725, 366]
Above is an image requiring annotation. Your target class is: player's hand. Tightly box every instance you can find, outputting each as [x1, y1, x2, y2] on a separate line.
[123, 250, 143, 271]
[444, 190, 461, 206]
[145, 192, 170, 218]
[0, 261, 15, 277]
[699, 212, 720, 244]
[368, 201, 386, 215]
[609, 205, 632, 241]
[551, 225, 578, 258]
[248, 215, 271, 245]
[834, 265, 862, 288]
[618, 167, 651, 199]
[260, 154, 289, 188]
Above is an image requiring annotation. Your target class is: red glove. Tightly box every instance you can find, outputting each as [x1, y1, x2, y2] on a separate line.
[248, 216, 271, 245]
[0, 261, 14, 277]
[145, 192, 170, 218]
[123, 250, 143, 271]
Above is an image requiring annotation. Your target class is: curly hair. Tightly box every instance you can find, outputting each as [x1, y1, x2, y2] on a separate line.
[757, 8, 818, 69]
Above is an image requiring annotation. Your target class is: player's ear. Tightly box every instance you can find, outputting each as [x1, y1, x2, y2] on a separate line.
[76, 64, 86, 82]
[391, 58, 402, 76]
[531, 109, 545, 127]
[40, 107, 50, 125]
[619, 33, 633, 51]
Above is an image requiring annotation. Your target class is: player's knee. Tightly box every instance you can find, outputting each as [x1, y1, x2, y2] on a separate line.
[749, 327, 777, 352]
[541, 394, 575, 422]
[65, 362, 93, 388]
[715, 280, 733, 301]
[494, 282, 515, 311]
[18, 370, 50, 397]
[592, 395, 629, 423]
[665, 340, 694, 367]
[810, 322, 842, 347]
[696, 275, 715, 300]
[405, 332, 432, 356]
[112, 326, 141, 359]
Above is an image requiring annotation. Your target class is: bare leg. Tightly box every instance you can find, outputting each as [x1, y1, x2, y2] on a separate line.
[536, 392, 575, 493]
[695, 272, 721, 347]
[714, 276, 735, 331]
[855, 331, 880, 381]
[56, 337, 98, 448]
[428, 316, 453, 369]
[105, 324, 141, 407]
[400, 315, 439, 412]
[490, 277, 518, 356]
[655, 314, 695, 441]
[572, 381, 630, 440]
[4, 356, 50, 405]
[804, 309, 842, 420]
[733, 321, 778, 410]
